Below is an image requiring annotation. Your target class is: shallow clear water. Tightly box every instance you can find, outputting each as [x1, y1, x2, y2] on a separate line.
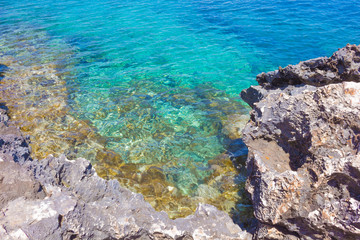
[1, 0, 360, 218]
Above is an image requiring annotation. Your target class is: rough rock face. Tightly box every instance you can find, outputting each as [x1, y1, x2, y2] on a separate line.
[0, 105, 31, 164]
[241, 44, 360, 239]
[0, 161, 45, 210]
[0, 106, 251, 239]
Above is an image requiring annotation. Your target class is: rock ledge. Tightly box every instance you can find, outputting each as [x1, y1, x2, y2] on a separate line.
[241, 44, 360, 239]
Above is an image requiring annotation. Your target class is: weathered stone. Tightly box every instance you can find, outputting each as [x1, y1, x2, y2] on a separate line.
[256, 44, 360, 88]
[255, 223, 300, 240]
[0, 106, 31, 165]
[242, 44, 360, 239]
[0, 161, 45, 209]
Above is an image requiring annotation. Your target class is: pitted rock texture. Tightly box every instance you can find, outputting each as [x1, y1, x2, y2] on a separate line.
[0, 107, 251, 240]
[241, 44, 360, 239]
[241, 44, 360, 107]
[258, 44, 360, 88]
[0, 105, 31, 165]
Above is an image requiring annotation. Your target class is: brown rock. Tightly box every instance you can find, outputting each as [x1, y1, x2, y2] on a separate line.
[242, 45, 360, 239]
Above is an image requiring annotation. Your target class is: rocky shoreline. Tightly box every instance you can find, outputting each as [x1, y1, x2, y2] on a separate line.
[241, 44, 360, 239]
[0, 105, 251, 239]
[1, 44, 360, 239]
[0, 35, 251, 219]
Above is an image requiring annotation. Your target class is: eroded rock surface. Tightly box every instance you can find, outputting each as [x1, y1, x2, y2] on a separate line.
[241, 44, 360, 239]
[0, 106, 251, 240]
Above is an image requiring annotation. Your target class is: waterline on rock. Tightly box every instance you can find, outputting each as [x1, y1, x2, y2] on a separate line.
[0, 23, 251, 219]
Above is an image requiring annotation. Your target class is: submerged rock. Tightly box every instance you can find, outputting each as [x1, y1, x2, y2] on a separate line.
[241, 44, 360, 239]
[0, 108, 251, 240]
[0, 40, 252, 219]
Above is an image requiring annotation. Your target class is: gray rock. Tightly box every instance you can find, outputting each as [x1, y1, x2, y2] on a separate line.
[255, 44, 360, 88]
[242, 45, 360, 239]
[0, 161, 45, 209]
[23, 155, 252, 239]
[0, 106, 31, 164]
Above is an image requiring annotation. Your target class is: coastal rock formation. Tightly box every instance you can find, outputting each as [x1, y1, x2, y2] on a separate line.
[3, 41, 360, 239]
[241, 44, 360, 239]
[0, 107, 251, 239]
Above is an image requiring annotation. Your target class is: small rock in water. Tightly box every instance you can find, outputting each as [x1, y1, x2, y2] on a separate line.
[39, 79, 56, 87]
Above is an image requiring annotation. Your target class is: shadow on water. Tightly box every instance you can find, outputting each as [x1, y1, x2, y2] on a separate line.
[0, 64, 9, 81]
[226, 138, 257, 233]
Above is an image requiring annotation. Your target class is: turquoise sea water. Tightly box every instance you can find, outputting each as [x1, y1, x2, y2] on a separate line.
[1, 0, 360, 216]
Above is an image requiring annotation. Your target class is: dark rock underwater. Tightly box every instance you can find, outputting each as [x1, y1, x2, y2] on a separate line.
[0, 106, 250, 239]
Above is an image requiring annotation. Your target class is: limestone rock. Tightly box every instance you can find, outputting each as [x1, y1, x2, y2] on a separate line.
[257, 44, 360, 88]
[0, 161, 45, 209]
[242, 44, 360, 239]
[0, 106, 31, 164]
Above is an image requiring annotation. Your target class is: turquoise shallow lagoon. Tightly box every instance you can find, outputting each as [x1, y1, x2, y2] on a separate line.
[1, 0, 359, 218]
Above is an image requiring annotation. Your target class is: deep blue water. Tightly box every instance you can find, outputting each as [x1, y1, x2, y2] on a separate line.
[1, 0, 359, 213]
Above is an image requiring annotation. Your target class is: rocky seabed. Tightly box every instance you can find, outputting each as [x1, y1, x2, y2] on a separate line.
[1, 44, 360, 239]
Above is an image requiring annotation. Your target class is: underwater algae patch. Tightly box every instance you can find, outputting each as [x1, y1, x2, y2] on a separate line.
[0, 29, 251, 219]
